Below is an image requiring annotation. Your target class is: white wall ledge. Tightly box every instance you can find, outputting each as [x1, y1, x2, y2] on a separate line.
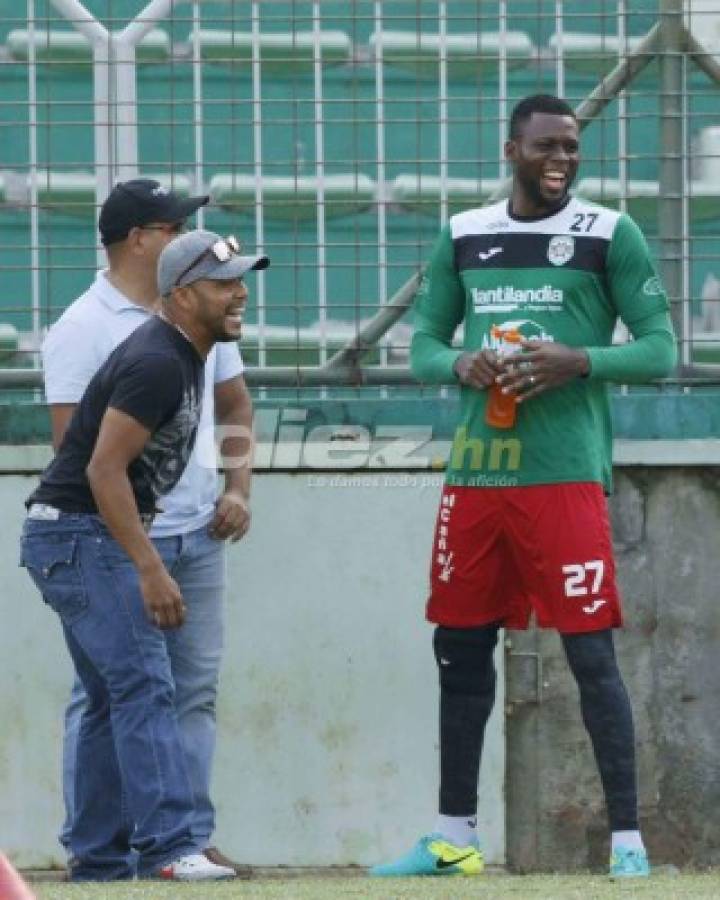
[1, 440, 718, 475]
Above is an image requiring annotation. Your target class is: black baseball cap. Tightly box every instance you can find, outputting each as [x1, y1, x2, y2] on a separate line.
[99, 178, 209, 246]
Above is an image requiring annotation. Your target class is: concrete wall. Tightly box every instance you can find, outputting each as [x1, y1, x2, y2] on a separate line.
[0, 472, 505, 869]
[506, 467, 720, 871]
[3, 463, 719, 872]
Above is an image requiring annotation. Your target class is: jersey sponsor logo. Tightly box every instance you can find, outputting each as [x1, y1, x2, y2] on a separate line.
[480, 318, 555, 352]
[486, 219, 510, 230]
[478, 246, 503, 262]
[472, 285, 563, 314]
[643, 275, 664, 296]
[548, 235, 575, 266]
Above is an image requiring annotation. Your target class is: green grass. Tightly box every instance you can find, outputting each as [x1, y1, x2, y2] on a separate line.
[29, 871, 720, 900]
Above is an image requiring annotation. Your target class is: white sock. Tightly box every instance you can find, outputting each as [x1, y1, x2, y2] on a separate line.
[434, 814, 478, 848]
[611, 830, 645, 852]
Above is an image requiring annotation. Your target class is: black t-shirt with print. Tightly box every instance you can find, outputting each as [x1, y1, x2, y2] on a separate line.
[29, 317, 204, 515]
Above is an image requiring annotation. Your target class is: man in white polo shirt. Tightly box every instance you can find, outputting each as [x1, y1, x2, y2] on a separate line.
[42, 179, 254, 877]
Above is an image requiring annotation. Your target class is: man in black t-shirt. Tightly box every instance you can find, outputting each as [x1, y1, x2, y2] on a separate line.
[30, 315, 204, 518]
[21, 231, 268, 882]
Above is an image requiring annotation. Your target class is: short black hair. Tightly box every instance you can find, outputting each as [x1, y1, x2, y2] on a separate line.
[509, 94, 576, 140]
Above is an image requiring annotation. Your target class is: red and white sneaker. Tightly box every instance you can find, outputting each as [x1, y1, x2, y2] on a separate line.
[157, 852, 235, 881]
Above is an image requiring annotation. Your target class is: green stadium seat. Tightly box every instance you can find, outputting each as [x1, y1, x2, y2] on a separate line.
[547, 32, 646, 75]
[688, 181, 720, 223]
[27, 172, 191, 214]
[368, 30, 534, 77]
[0, 174, 7, 205]
[575, 177, 658, 223]
[390, 174, 503, 216]
[209, 173, 376, 220]
[0, 324, 19, 353]
[33, 171, 98, 212]
[692, 129, 720, 219]
[6, 28, 170, 65]
[192, 30, 351, 72]
[240, 323, 366, 366]
[694, 126, 720, 183]
[238, 321, 404, 367]
[575, 177, 720, 224]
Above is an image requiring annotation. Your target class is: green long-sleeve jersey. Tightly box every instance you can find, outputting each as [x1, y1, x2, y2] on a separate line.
[411, 196, 677, 491]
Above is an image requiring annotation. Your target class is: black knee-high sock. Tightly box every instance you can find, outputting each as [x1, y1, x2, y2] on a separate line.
[434, 624, 500, 815]
[562, 629, 639, 831]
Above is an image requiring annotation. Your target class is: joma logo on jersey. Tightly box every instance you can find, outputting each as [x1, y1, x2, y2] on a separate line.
[472, 285, 563, 314]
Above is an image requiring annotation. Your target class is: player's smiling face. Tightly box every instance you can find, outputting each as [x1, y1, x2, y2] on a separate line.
[506, 112, 580, 216]
[191, 277, 248, 342]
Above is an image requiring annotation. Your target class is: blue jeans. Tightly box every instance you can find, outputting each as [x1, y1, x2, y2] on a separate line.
[20, 514, 200, 880]
[60, 524, 225, 854]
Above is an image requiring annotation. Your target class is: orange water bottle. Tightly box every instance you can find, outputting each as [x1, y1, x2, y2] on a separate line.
[485, 325, 523, 429]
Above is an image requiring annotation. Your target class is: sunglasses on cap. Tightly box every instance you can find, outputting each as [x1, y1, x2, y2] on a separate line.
[175, 235, 242, 287]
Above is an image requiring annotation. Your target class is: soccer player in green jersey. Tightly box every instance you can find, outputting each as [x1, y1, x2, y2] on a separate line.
[371, 94, 676, 880]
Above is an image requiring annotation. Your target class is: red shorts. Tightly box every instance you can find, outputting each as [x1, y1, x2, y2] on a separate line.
[427, 482, 622, 634]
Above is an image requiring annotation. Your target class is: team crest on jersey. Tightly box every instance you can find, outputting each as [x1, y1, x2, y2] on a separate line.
[547, 235, 575, 266]
[643, 275, 663, 296]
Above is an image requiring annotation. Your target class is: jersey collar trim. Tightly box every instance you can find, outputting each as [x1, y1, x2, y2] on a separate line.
[507, 194, 574, 223]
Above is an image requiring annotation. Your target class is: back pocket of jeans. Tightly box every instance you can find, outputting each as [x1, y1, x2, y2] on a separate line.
[21, 535, 89, 624]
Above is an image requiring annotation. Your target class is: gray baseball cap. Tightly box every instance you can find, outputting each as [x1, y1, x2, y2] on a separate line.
[158, 229, 269, 296]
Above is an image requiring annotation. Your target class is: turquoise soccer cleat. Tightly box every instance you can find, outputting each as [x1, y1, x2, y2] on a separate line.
[609, 846, 650, 879]
[370, 833, 483, 877]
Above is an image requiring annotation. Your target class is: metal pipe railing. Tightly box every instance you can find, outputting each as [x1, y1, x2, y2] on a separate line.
[3, 366, 720, 390]
[659, 0, 686, 361]
[324, 271, 422, 372]
[27, 0, 40, 353]
[118, 0, 177, 46]
[685, 33, 720, 86]
[50, 0, 111, 243]
[0, 366, 416, 389]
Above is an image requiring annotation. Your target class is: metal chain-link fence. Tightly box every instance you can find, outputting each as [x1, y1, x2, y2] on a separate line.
[1, 1, 719, 399]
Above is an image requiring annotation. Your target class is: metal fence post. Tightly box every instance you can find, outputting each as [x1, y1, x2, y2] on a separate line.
[659, 0, 686, 363]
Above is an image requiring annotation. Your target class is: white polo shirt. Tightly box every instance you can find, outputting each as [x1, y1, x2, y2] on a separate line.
[42, 270, 244, 538]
